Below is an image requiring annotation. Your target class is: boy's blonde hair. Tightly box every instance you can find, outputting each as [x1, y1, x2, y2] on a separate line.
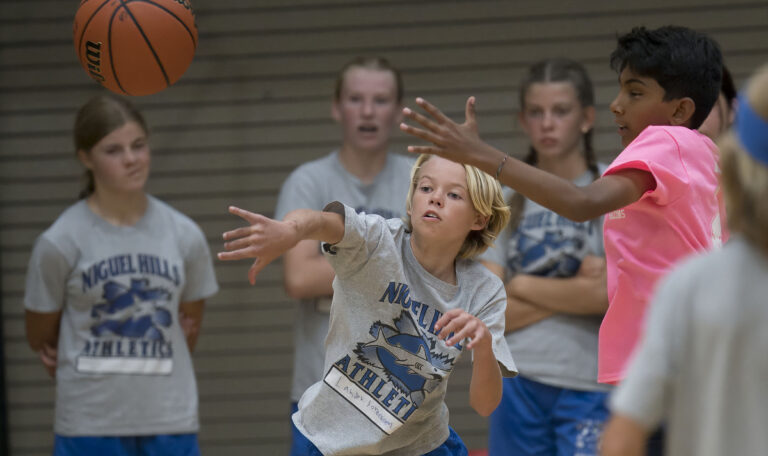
[719, 65, 768, 254]
[403, 154, 510, 259]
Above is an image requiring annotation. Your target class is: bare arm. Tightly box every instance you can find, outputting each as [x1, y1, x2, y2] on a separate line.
[178, 299, 205, 352]
[282, 240, 335, 300]
[480, 260, 553, 332]
[401, 97, 654, 221]
[435, 308, 502, 416]
[218, 204, 345, 284]
[25, 310, 61, 378]
[601, 414, 649, 456]
[507, 255, 609, 315]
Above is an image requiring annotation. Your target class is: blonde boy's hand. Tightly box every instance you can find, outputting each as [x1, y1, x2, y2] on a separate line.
[218, 206, 300, 285]
[400, 97, 489, 167]
[434, 308, 492, 351]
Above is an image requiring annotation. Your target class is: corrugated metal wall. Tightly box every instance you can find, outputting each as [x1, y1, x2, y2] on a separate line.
[2, 0, 767, 454]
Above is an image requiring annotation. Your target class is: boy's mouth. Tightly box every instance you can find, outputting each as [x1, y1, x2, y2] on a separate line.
[358, 124, 378, 133]
[423, 210, 441, 221]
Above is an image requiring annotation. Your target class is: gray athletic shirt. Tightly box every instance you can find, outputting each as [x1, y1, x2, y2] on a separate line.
[611, 238, 768, 456]
[293, 204, 517, 455]
[274, 151, 415, 401]
[24, 196, 219, 436]
[481, 166, 610, 392]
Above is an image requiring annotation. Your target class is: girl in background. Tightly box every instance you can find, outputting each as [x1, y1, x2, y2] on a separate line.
[480, 58, 610, 456]
[24, 94, 219, 456]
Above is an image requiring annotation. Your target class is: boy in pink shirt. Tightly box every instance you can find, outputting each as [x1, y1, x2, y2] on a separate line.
[399, 26, 726, 386]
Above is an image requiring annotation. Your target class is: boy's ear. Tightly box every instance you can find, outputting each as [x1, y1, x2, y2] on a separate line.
[471, 213, 490, 231]
[670, 97, 696, 127]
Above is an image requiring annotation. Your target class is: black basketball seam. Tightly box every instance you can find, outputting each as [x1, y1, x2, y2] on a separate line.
[140, 0, 197, 48]
[109, 1, 131, 94]
[76, 0, 112, 61]
[120, 0, 171, 89]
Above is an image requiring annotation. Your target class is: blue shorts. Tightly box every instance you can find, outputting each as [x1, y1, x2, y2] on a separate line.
[488, 376, 609, 456]
[53, 433, 200, 456]
[290, 402, 467, 456]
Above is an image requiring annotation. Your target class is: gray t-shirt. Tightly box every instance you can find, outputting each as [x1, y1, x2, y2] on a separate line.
[293, 204, 517, 455]
[24, 196, 219, 436]
[481, 166, 610, 392]
[274, 151, 415, 401]
[611, 238, 768, 456]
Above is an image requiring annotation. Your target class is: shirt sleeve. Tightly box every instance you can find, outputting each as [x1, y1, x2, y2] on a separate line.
[609, 262, 688, 427]
[180, 221, 219, 303]
[24, 235, 71, 313]
[473, 277, 518, 377]
[603, 126, 690, 206]
[322, 204, 389, 280]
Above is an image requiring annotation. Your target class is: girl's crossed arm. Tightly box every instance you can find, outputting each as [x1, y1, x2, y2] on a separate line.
[435, 309, 502, 416]
[218, 203, 345, 284]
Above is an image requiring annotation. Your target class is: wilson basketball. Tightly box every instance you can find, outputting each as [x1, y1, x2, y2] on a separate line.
[73, 0, 198, 96]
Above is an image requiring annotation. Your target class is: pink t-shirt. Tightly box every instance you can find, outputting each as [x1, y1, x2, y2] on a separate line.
[598, 125, 726, 384]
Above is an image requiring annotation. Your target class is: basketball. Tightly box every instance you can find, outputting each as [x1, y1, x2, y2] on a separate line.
[73, 0, 198, 96]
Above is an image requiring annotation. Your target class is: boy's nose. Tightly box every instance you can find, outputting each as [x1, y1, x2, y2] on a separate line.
[609, 97, 623, 115]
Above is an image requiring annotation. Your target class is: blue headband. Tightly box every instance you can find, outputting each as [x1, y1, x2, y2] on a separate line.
[736, 93, 768, 167]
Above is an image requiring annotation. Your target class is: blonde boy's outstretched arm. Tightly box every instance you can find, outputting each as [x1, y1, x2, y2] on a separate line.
[435, 309, 502, 416]
[218, 203, 345, 284]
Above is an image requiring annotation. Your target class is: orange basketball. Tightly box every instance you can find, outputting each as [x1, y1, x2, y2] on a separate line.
[73, 0, 198, 96]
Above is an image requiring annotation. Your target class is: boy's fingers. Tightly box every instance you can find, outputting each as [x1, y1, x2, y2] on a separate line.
[415, 97, 452, 124]
[217, 248, 255, 261]
[399, 122, 445, 146]
[465, 96, 477, 125]
[248, 259, 265, 285]
[402, 108, 443, 134]
[222, 225, 255, 242]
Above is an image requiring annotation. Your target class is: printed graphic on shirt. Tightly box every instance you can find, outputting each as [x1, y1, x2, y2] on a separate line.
[324, 283, 458, 434]
[509, 212, 596, 277]
[77, 253, 179, 375]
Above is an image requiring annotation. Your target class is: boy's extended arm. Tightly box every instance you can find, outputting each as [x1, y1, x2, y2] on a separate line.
[218, 204, 345, 284]
[401, 97, 654, 221]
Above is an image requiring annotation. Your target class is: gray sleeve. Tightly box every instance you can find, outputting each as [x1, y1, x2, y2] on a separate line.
[24, 235, 72, 313]
[275, 166, 323, 220]
[609, 266, 686, 428]
[180, 222, 219, 303]
[474, 278, 518, 377]
[322, 204, 387, 280]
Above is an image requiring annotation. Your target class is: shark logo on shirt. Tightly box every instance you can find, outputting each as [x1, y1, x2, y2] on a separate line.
[90, 278, 172, 340]
[355, 311, 453, 407]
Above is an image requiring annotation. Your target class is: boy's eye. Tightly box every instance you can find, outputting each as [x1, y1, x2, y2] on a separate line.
[419, 185, 432, 192]
[106, 146, 121, 155]
[448, 192, 461, 200]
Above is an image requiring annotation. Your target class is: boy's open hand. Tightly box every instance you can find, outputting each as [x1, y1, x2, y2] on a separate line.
[218, 206, 299, 285]
[400, 96, 486, 167]
[434, 308, 492, 351]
